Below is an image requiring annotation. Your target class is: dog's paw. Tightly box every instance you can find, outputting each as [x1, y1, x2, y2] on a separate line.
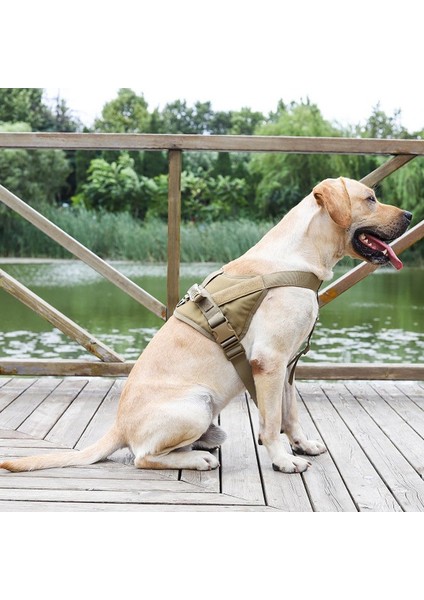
[291, 439, 327, 456]
[195, 452, 220, 471]
[272, 455, 311, 474]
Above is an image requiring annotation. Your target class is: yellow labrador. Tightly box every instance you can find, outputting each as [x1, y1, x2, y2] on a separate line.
[0, 178, 412, 474]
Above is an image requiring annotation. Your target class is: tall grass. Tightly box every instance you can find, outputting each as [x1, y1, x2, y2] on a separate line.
[0, 205, 275, 263]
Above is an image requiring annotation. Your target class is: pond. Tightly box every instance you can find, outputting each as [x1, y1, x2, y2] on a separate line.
[0, 260, 423, 364]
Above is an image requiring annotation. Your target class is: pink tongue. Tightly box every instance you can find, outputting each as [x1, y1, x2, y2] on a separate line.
[366, 234, 403, 270]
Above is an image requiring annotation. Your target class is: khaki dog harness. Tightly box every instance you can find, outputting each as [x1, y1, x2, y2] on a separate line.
[174, 269, 321, 405]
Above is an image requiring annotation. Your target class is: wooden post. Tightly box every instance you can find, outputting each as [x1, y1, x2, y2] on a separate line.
[167, 150, 182, 318]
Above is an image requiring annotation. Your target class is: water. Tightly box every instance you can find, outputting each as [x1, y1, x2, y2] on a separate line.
[0, 260, 423, 363]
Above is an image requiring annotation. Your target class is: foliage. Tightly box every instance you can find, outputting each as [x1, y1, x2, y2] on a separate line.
[0, 122, 71, 208]
[72, 153, 155, 219]
[0, 88, 424, 262]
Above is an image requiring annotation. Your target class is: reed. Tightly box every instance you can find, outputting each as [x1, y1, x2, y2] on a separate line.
[0, 205, 275, 263]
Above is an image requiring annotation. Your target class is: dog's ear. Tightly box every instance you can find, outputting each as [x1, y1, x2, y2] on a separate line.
[313, 178, 352, 229]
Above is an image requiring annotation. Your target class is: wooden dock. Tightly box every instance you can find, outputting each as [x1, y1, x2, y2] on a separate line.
[0, 376, 423, 512]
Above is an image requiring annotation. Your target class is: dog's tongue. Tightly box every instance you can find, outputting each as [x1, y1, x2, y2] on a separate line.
[366, 233, 403, 270]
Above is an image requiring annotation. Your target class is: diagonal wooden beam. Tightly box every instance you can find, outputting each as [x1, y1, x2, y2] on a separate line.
[0, 268, 124, 363]
[0, 184, 167, 320]
[360, 154, 416, 187]
[319, 220, 424, 307]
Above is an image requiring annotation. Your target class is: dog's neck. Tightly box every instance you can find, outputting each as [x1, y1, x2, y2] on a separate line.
[227, 194, 348, 281]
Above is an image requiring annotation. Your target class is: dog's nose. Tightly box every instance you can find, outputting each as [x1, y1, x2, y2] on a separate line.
[404, 211, 413, 222]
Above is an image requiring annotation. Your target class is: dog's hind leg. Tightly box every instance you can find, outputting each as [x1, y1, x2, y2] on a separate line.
[135, 449, 219, 471]
[281, 373, 326, 457]
[192, 423, 227, 450]
[131, 386, 220, 471]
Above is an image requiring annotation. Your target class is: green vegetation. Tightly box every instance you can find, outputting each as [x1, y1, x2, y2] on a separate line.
[0, 88, 423, 261]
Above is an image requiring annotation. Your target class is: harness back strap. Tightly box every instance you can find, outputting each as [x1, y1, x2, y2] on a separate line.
[174, 270, 321, 405]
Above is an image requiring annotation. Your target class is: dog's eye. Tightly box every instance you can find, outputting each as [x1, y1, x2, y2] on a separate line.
[367, 195, 376, 203]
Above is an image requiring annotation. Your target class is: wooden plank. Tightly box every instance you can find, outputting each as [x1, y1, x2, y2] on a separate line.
[0, 428, 34, 439]
[394, 381, 424, 410]
[0, 378, 37, 411]
[0, 475, 210, 494]
[17, 379, 88, 439]
[298, 382, 402, 511]
[369, 381, 424, 438]
[0, 462, 171, 480]
[71, 379, 159, 474]
[0, 132, 423, 155]
[220, 394, 265, 505]
[0, 501, 277, 512]
[346, 381, 424, 477]
[1, 359, 423, 380]
[0, 378, 11, 388]
[322, 382, 424, 512]
[296, 394, 357, 512]
[0, 359, 134, 377]
[0, 487, 252, 505]
[247, 397, 313, 512]
[0, 378, 62, 430]
[0, 269, 124, 363]
[180, 450, 220, 492]
[75, 380, 124, 449]
[0, 184, 166, 320]
[296, 363, 424, 380]
[319, 220, 424, 308]
[360, 155, 416, 187]
[46, 378, 114, 448]
[167, 150, 182, 317]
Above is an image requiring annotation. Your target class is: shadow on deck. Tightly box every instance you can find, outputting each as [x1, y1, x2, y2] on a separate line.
[0, 377, 423, 512]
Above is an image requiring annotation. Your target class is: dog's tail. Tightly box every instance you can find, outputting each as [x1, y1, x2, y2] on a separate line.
[0, 426, 124, 473]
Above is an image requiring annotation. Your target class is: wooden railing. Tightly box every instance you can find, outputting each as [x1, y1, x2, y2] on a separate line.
[0, 132, 423, 379]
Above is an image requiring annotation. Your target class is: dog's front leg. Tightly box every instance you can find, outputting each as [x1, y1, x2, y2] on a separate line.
[254, 362, 312, 473]
[281, 373, 326, 457]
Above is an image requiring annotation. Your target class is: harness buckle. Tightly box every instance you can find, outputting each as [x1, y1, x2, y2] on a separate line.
[188, 284, 205, 303]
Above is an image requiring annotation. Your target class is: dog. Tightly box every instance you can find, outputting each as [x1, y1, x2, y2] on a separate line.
[0, 177, 412, 474]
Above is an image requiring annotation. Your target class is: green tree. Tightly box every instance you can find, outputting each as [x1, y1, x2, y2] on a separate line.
[94, 88, 150, 133]
[73, 153, 155, 219]
[0, 122, 71, 207]
[249, 100, 354, 217]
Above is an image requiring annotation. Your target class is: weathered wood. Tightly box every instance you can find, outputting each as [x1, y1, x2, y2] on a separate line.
[296, 363, 424, 380]
[0, 378, 37, 412]
[296, 394, 357, 512]
[360, 154, 416, 187]
[46, 379, 114, 448]
[0, 501, 275, 512]
[0, 183, 166, 320]
[1, 378, 424, 511]
[1, 359, 423, 379]
[0, 132, 424, 155]
[0, 268, 124, 363]
[0, 378, 62, 430]
[298, 382, 402, 511]
[167, 150, 182, 317]
[18, 379, 88, 439]
[346, 381, 424, 477]
[0, 359, 134, 377]
[247, 396, 313, 512]
[220, 394, 265, 504]
[322, 382, 424, 511]
[319, 220, 424, 307]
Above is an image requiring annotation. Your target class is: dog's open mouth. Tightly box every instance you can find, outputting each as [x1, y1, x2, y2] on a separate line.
[352, 229, 403, 270]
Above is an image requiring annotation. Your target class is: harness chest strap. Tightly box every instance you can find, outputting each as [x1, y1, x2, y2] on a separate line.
[174, 270, 322, 405]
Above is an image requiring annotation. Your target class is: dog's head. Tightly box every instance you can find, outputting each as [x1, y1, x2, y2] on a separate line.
[313, 177, 412, 269]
